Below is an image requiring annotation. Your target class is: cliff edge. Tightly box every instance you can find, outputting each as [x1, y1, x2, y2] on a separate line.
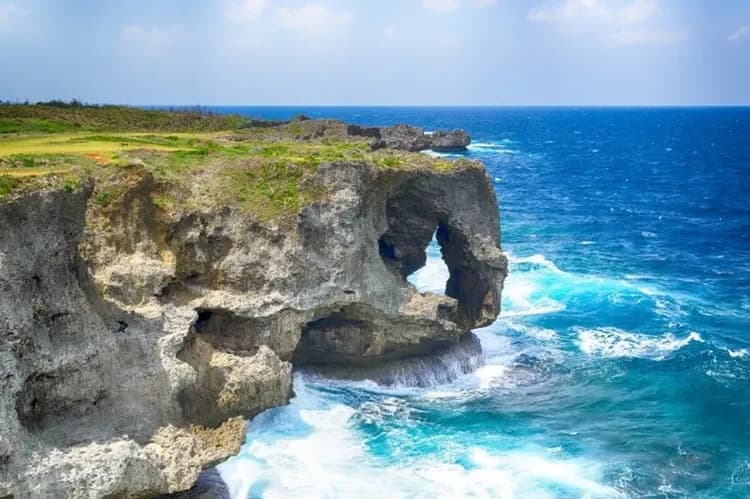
[0, 110, 506, 498]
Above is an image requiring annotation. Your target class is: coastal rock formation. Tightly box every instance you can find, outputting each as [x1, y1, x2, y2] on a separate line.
[281, 119, 471, 152]
[345, 123, 470, 152]
[368, 124, 471, 152]
[0, 124, 505, 498]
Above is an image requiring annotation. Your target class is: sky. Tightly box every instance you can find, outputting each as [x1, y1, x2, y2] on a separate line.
[0, 0, 749, 105]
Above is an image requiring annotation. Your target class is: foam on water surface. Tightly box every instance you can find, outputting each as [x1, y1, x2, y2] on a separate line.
[220, 375, 620, 499]
[209, 107, 750, 498]
[576, 327, 703, 360]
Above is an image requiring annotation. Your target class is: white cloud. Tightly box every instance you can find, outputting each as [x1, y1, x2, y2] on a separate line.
[277, 4, 352, 37]
[728, 25, 749, 42]
[422, 0, 460, 12]
[605, 28, 684, 46]
[119, 25, 186, 54]
[225, 0, 269, 21]
[528, 0, 598, 22]
[529, 0, 659, 24]
[528, 0, 682, 46]
[422, 0, 498, 11]
[0, 3, 27, 29]
[619, 0, 658, 23]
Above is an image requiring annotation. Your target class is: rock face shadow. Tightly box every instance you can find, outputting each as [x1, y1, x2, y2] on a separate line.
[298, 332, 485, 388]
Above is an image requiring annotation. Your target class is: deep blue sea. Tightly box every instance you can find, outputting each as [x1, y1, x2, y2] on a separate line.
[208, 107, 750, 498]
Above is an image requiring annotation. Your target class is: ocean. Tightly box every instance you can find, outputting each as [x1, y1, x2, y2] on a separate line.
[207, 107, 750, 498]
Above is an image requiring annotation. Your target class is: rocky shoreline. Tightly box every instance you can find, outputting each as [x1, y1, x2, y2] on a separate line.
[0, 117, 505, 498]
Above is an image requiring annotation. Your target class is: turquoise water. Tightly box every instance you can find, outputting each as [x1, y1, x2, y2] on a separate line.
[213, 108, 750, 498]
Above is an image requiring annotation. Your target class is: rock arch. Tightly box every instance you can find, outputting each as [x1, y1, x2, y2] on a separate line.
[378, 171, 506, 329]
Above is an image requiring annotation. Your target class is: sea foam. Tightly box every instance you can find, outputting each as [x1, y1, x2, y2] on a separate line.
[500, 252, 566, 318]
[467, 141, 520, 155]
[576, 327, 703, 360]
[219, 376, 620, 499]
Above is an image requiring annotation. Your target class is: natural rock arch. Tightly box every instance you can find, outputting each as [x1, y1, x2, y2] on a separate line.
[378, 174, 505, 329]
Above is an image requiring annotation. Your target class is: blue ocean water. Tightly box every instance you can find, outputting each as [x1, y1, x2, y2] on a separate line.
[211, 107, 750, 498]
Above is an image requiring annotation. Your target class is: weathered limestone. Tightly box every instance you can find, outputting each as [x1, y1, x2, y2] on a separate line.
[369, 124, 471, 152]
[282, 119, 471, 152]
[0, 127, 505, 497]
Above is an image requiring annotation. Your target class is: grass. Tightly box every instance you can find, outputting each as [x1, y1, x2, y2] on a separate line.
[0, 175, 19, 198]
[0, 117, 80, 134]
[95, 190, 114, 207]
[231, 161, 317, 219]
[0, 104, 467, 219]
[0, 102, 248, 133]
[0, 133, 198, 157]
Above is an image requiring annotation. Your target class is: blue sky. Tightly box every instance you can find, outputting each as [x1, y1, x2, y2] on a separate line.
[0, 0, 748, 105]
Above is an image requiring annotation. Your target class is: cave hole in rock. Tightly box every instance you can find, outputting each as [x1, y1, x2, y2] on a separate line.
[177, 308, 271, 426]
[294, 308, 378, 366]
[405, 228, 450, 295]
[187, 308, 264, 355]
[378, 208, 492, 327]
[378, 220, 453, 297]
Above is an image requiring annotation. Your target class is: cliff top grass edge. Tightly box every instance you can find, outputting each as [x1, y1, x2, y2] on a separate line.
[0, 102, 481, 221]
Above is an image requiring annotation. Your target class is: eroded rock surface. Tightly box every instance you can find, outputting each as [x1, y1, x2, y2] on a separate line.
[0, 124, 505, 498]
[368, 124, 471, 152]
[280, 119, 471, 152]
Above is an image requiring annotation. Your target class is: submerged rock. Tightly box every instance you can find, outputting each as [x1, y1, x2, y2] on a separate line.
[0, 121, 505, 498]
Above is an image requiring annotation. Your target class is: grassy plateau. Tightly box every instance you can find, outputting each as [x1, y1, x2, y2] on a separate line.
[0, 102, 457, 221]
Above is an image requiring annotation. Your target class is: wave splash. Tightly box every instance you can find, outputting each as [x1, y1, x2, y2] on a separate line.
[220, 249, 727, 497]
[219, 375, 620, 499]
[502, 253, 567, 317]
[299, 333, 485, 388]
[576, 327, 703, 360]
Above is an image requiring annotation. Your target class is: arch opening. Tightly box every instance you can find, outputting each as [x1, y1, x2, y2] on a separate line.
[378, 209, 496, 328]
[405, 229, 449, 295]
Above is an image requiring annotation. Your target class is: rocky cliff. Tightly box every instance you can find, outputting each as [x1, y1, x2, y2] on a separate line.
[0, 119, 506, 498]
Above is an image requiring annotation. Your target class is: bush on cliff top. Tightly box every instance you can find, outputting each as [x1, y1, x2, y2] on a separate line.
[0, 102, 248, 133]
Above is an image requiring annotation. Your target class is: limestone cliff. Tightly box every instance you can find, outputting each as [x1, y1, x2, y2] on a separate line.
[0, 121, 506, 498]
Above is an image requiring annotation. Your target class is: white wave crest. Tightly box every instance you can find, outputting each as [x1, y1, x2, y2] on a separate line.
[421, 364, 509, 401]
[507, 252, 564, 273]
[220, 378, 621, 499]
[725, 348, 748, 359]
[576, 328, 703, 360]
[501, 253, 566, 318]
[467, 141, 520, 155]
[504, 321, 558, 341]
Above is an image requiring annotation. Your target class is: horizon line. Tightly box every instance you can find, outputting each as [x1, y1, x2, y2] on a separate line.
[5, 101, 750, 109]
[135, 104, 750, 109]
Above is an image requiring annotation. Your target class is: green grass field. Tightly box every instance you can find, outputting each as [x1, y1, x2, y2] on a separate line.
[0, 103, 459, 220]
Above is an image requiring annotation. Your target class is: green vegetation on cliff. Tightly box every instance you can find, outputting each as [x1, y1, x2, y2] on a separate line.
[0, 103, 463, 220]
[0, 101, 246, 133]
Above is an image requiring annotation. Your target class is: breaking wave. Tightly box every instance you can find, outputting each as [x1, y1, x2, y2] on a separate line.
[219, 375, 620, 499]
[576, 327, 703, 360]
